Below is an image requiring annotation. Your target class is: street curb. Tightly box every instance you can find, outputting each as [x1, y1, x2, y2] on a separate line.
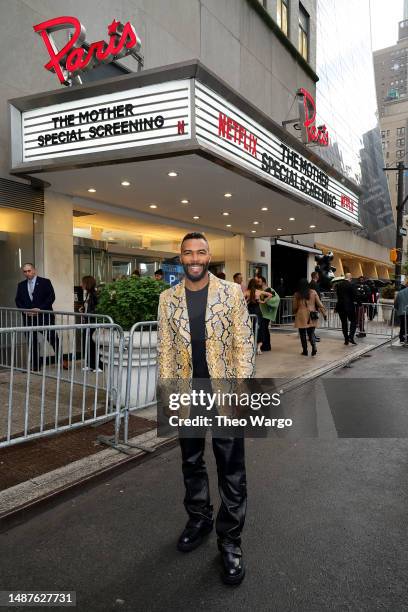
[0, 336, 391, 524]
[0, 431, 178, 525]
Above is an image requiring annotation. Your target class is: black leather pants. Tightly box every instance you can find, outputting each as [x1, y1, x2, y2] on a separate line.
[179, 436, 247, 545]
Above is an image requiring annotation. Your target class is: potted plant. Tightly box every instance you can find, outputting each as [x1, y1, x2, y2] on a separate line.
[96, 276, 168, 407]
[379, 284, 395, 325]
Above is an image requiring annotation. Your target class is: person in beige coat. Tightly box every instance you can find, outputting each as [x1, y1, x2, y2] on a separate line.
[293, 278, 327, 356]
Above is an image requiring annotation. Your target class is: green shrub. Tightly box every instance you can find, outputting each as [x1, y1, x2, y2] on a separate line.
[381, 284, 396, 299]
[96, 276, 169, 331]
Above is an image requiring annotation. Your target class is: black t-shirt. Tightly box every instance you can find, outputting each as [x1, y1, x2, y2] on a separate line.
[185, 283, 210, 379]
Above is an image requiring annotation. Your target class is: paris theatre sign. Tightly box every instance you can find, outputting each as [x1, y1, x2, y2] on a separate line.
[298, 88, 329, 147]
[34, 16, 142, 85]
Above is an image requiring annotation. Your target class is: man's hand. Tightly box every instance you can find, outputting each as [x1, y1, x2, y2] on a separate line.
[26, 308, 40, 316]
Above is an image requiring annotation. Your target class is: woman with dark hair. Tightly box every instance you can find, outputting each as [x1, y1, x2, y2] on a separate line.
[244, 278, 272, 355]
[293, 278, 327, 356]
[79, 275, 102, 371]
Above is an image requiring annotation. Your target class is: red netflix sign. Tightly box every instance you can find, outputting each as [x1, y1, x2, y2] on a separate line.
[218, 112, 257, 157]
[298, 88, 329, 147]
[34, 16, 141, 85]
[340, 194, 354, 213]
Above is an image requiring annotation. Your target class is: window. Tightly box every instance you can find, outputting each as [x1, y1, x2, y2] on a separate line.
[381, 130, 385, 138]
[387, 129, 391, 136]
[397, 138, 405, 147]
[397, 149, 405, 158]
[262, 0, 268, 7]
[397, 126, 405, 136]
[277, 0, 289, 36]
[298, 3, 309, 61]
[386, 151, 390, 158]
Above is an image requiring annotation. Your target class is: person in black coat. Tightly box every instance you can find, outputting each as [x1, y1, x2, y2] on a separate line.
[79, 275, 103, 371]
[15, 263, 62, 370]
[335, 273, 357, 345]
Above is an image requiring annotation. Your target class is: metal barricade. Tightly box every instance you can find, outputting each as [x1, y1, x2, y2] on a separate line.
[122, 321, 158, 444]
[0, 307, 112, 372]
[391, 305, 408, 347]
[271, 297, 396, 340]
[272, 297, 295, 326]
[0, 323, 123, 448]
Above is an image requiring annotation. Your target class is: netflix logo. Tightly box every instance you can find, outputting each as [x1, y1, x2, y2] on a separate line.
[341, 194, 354, 212]
[218, 112, 257, 157]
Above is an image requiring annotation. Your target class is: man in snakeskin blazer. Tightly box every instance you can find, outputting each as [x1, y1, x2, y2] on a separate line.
[157, 232, 254, 586]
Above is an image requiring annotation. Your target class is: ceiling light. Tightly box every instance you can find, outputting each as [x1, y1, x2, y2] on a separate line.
[261, 207, 268, 211]
[226, 224, 232, 227]
[251, 230, 257, 233]
[289, 217, 295, 221]
[180, 199, 189, 204]
[224, 193, 232, 198]
[310, 224, 316, 228]
[149, 204, 157, 209]
[253, 221, 259, 225]
[168, 171, 178, 177]
[277, 228, 283, 231]
[121, 180, 130, 187]
[222, 212, 230, 216]
[88, 188, 96, 193]
[193, 216, 200, 220]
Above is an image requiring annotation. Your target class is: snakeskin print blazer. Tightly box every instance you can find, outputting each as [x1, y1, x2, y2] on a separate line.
[157, 272, 254, 379]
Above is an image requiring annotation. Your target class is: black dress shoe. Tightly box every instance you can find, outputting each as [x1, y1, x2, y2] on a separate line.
[218, 543, 245, 585]
[344, 339, 349, 345]
[311, 346, 317, 356]
[301, 350, 308, 356]
[177, 518, 213, 552]
[349, 338, 357, 345]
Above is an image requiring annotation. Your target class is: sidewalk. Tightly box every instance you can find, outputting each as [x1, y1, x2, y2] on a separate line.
[0, 328, 391, 517]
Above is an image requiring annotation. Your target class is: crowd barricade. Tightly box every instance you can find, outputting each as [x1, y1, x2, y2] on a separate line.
[271, 297, 396, 338]
[0, 323, 123, 448]
[391, 306, 408, 348]
[0, 299, 399, 449]
[0, 307, 113, 373]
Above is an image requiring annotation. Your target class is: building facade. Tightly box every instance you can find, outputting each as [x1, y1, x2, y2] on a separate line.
[373, 7, 408, 266]
[310, 0, 394, 280]
[0, 0, 385, 311]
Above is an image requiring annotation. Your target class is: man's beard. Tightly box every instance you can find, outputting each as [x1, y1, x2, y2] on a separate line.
[182, 262, 210, 282]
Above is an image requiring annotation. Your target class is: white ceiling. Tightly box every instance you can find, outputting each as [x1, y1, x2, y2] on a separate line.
[40, 154, 353, 238]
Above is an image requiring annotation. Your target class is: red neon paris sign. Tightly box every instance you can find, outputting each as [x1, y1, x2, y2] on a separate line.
[298, 88, 329, 147]
[34, 16, 142, 85]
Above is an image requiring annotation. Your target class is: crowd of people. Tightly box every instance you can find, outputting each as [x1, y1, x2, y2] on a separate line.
[14, 261, 408, 374]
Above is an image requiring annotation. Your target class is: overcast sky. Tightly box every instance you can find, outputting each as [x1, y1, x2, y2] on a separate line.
[370, 0, 405, 50]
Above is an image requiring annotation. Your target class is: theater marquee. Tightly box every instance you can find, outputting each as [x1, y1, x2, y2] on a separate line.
[195, 82, 359, 226]
[21, 80, 191, 162]
[9, 61, 360, 228]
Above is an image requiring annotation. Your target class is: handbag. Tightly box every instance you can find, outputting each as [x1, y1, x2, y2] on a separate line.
[309, 310, 319, 321]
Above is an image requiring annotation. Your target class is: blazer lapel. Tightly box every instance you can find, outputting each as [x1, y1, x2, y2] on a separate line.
[171, 278, 191, 349]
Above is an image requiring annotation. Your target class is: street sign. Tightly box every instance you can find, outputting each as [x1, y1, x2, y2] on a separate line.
[399, 227, 407, 236]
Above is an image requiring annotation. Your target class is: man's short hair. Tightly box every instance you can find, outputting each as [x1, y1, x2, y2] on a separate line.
[181, 232, 209, 249]
[22, 262, 35, 269]
[155, 269, 163, 275]
[233, 272, 242, 281]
